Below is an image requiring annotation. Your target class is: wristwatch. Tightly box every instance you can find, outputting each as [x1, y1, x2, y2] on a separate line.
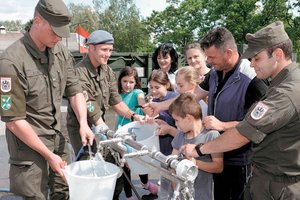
[195, 143, 205, 157]
[130, 113, 136, 121]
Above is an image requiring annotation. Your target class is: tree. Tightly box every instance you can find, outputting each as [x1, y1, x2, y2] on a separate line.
[68, 3, 98, 33]
[145, 0, 300, 58]
[201, 0, 259, 44]
[94, 0, 152, 52]
[145, 0, 205, 52]
[145, 0, 260, 52]
[0, 20, 23, 31]
[68, 0, 153, 52]
[24, 19, 33, 32]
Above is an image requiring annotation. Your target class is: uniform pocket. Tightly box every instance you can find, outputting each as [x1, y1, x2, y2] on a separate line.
[9, 159, 38, 197]
[26, 70, 50, 110]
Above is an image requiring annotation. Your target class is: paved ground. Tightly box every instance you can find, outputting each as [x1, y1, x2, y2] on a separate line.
[0, 100, 159, 200]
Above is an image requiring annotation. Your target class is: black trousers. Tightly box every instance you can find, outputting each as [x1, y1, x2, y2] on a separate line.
[214, 164, 251, 200]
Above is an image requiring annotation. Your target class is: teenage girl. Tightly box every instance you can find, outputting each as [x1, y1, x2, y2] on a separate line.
[176, 66, 208, 117]
[116, 66, 158, 200]
[156, 66, 208, 138]
[148, 69, 177, 156]
[149, 69, 178, 200]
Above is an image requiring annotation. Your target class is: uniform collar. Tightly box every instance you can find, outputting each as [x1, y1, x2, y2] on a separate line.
[270, 62, 298, 87]
[84, 55, 109, 79]
[22, 32, 56, 64]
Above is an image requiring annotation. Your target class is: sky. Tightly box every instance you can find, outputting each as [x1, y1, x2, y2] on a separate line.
[0, 0, 168, 23]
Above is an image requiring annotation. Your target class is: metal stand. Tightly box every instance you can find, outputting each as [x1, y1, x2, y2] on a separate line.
[95, 130, 198, 200]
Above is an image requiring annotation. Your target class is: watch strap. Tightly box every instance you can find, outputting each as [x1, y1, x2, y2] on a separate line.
[130, 113, 136, 121]
[195, 143, 204, 157]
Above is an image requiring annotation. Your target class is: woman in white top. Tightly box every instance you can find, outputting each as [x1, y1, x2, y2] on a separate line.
[152, 43, 179, 87]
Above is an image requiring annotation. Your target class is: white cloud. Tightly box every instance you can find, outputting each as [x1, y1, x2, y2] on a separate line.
[135, 0, 168, 17]
[0, 0, 36, 23]
[0, 0, 168, 23]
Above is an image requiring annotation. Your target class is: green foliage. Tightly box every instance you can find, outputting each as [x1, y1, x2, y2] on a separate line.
[0, 20, 24, 31]
[68, 3, 98, 33]
[69, 0, 152, 52]
[145, 0, 300, 59]
[24, 19, 33, 32]
[3, 0, 300, 59]
[201, 0, 259, 43]
[145, 0, 205, 52]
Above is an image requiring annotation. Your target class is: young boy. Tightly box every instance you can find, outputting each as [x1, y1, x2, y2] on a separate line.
[169, 93, 223, 200]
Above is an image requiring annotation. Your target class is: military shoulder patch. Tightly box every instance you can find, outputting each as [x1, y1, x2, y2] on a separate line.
[1, 95, 12, 110]
[250, 101, 269, 120]
[1, 77, 12, 93]
[87, 101, 95, 113]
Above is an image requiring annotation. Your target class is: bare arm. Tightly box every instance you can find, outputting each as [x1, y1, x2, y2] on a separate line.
[155, 119, 177, 137]
[145, 87, 207, 117]
[112, 101, 134, 119]
[195, 152, 223, 173]
[144, 97, 176, 117]
[181, 128, 250, 158]
[69, 93, 94, 146]
[6, 120, 65, 177]
[202, 128, 250, 154]
[194, 86, 209, 102]
[174, 141, 223, 173]
[137, 93, 146, 106]
[203, 116, 239, 132]
[113, 101, 148, 123]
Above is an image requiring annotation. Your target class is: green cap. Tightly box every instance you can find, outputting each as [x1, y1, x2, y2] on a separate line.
[35, 0, 72, 38]
[242, 21, 290, 59]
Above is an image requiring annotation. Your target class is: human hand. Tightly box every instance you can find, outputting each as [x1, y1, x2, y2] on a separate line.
[179, 144, 199, 158]
[80, 123, 95, 146]
[139, 113, 161, 124]
[203, 115, 224, 131]
[142, 105, 154, 117]
[92, 123, 111, 140]
[187, 157, 196, 165]
[142, 102, 161, 117]
[47, 152, 67, 178]
[92, 123, 109, 133]
[155, 119, 170, 136]
[132, 113, 146, 123]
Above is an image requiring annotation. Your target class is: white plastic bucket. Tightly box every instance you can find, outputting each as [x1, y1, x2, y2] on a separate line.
[62, 160, 120, 200]
[116, 122, 160, 174]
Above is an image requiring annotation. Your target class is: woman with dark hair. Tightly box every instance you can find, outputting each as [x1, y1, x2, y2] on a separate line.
[152, 43, 179, 87]
[116, 66, 158, 199]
